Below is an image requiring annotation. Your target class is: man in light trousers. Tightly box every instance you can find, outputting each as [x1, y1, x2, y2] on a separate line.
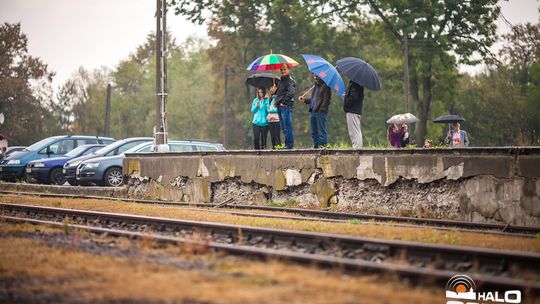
[343, 80, 364, 148]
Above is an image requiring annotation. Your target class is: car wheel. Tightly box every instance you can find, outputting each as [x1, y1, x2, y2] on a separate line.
[23, 169, 34, 184]
[104, 167, 124, 187]
[50, 168, 66, 185]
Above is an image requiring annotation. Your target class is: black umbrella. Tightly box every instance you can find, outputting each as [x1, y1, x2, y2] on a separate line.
[245, 73, 280, 88]
[336, 57, 382, 90]
[433, 114, 465, 123]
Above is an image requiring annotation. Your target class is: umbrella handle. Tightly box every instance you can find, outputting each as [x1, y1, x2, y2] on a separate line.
[301, 85, 315, 98]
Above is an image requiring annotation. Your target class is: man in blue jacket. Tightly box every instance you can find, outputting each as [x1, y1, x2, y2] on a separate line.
[274, 64, 296, 149]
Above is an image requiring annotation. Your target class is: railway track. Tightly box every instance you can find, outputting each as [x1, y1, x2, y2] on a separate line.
[1, 202, 539, 295]
[1, 190, 539, 237]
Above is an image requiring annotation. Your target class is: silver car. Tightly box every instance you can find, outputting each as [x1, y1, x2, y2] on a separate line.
[76, 140, 225, 187]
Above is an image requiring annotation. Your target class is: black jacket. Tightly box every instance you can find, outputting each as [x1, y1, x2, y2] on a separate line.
[343, 81, 364, 115]
[275, 75, 296, 108]
[304, 81, 331, 113]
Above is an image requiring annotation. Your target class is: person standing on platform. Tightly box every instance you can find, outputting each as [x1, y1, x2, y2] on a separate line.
[274, 64, 296, 149]
[251, 88, 269, 149]
[388, 123, 403, 148]
[299, 75, 331, 148]
[343, 80, 364, 148]
[267, 85, 281, 149]
[447, 122, 469, 147]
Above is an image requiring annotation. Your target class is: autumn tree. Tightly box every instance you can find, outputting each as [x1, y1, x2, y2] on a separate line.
[171, 0, 501, 147]
[0, 22, 56, 145]
[330, 0, 501, 145]
[498, 22, 540, 144]
[499, 22, 540, 94]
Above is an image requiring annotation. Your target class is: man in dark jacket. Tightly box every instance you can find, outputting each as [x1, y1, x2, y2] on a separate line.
[274, 64, 296, 149]
[299, 75, 331, 148]
[343, 80, 364, 148]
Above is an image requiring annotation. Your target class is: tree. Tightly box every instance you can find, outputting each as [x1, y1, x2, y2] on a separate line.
[499, 22, 540, 95]
[171, 0, 501, 147]
[68, 67, 112, 136]
[347, 0, 501, 145]
[497, 22, 540, 144]
[0, 22, 55, 145]
[453, 22, 540, 146]
[52, 80, 76, 132]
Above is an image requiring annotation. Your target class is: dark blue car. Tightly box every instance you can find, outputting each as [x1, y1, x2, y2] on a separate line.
[26, 144, 106, 184]
[0, 135, 115, 181]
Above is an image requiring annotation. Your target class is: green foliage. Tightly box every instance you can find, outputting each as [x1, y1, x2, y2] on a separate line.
[325, 141, 351, 149]
[0, 23, 57, 145]
[3, 4, 539, 149]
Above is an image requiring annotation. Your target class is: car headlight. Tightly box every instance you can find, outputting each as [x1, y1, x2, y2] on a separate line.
[7, 159, 20, 165]
[33, 163, 45, 168]
[85, 163, 100, 169]
[66, 161, 80, 168]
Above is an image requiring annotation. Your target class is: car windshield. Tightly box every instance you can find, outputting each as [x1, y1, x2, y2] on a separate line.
[93, 139, 136, 155]
[25, 137, 60, 152]
[64, 145, 92, 158]
[124, 142, 152, 153]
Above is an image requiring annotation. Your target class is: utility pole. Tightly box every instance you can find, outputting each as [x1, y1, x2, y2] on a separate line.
[223, 64, 228, 148]
[104, 83, 111, 137]
[403, 36, 410, 112]
[154, 0, 168, 149]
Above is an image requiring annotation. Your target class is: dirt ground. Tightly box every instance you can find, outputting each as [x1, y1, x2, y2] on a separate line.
[0, 222, 449, 304]
[0, 194, 538, 253]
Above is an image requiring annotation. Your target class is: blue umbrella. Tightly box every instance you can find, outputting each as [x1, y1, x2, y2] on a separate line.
[336, 57, 382, 91]
[301, 54, 345, 101]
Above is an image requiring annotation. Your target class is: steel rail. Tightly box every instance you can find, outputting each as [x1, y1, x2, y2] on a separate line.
[3, 214, 539, 296]
[1, 202, 539, 286]
[1, 190, 538, 236]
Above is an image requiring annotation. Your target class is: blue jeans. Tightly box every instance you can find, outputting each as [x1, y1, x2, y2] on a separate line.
[310, 112, 328, 148]
[278, 106, 294, 149]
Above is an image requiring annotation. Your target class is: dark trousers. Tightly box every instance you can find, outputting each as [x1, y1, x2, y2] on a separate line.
[268, 121, 281, 148]
[252, 124, 268, 149]
[310, 112, 328, 148]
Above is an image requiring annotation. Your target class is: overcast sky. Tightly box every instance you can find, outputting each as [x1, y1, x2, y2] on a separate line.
[1, 0, 539, 89]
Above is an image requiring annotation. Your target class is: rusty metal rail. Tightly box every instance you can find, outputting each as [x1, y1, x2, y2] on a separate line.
[1, 202, 539, 295]
[1, 190, 538, 237]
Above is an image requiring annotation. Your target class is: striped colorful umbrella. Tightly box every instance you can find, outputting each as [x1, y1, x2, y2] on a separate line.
[247, 53, 300, 71]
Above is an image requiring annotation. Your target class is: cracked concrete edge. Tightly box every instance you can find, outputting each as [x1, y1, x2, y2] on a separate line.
[0, 182, 126, 197]
[127, 153, 535, 188]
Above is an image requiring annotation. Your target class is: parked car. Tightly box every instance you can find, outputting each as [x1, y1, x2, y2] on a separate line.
[26, 144, 106, 185]
[63, 137, 153, 185]
[0, 146, 26, 162]
[0, 135, 115, 181]
[6, 146, 26, 156]
[77, 140, 225, 187]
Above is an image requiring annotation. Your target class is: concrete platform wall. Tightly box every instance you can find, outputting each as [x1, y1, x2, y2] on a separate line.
[124, 148, 540, 226]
